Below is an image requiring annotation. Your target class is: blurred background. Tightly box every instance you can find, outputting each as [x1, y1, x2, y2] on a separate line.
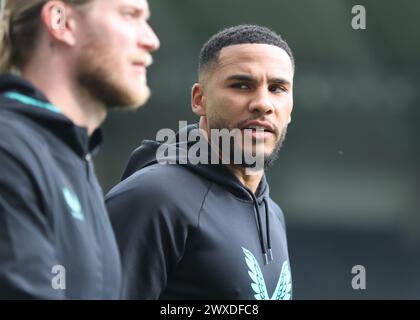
[95, 0, 420, 299]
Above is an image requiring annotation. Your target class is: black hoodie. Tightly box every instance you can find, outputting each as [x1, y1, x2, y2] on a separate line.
[0, 75, 121, 299]
[106, 124, 292, 300]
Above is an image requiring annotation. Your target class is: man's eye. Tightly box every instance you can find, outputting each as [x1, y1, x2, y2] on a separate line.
[231, 83, 250, 90]
[269, 85, 286, 93]
[122, 11, 138, 18]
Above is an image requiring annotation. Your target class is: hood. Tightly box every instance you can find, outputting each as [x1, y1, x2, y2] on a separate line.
[0, 74, 101, 156]
[122, 124, 276, 264]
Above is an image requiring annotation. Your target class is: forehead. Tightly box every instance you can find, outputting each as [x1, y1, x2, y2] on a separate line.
[214, 43, 294, 80]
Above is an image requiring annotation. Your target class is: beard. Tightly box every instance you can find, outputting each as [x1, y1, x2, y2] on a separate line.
[75, 38, 151, 110]
[229, 125, 287, 171]
[208, 114, 288, 170]
[262, 126, 287, 169]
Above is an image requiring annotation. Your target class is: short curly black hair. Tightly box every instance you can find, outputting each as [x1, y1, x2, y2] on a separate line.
[198, 24, 295, 79]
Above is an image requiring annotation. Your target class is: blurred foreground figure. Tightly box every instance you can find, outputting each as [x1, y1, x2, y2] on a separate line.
[0, 0, 159, 299]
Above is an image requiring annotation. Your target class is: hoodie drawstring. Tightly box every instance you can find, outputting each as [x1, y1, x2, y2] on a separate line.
[246, 190, 273, 265]
[263, 198, 273, 262]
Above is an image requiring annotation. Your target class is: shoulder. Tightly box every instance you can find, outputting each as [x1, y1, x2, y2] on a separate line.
[111, 163, 211, 197]
[0, 109, 46, 160]
[106, 163, 212, 222]
[267, 197, 287, 227]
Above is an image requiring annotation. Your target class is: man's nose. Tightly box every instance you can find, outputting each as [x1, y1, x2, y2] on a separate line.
[139, 22, 160, 52]
[249, 89, 274, 115]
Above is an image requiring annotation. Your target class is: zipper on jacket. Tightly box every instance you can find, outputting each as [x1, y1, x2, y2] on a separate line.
[85, 152, 93, 180]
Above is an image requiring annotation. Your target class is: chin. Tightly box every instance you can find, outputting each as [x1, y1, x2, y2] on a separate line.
[106, 91, 149, 111]
[132, 86, 151, 108]
[248, 144, 271, 156]
[117, 84, 151, 110]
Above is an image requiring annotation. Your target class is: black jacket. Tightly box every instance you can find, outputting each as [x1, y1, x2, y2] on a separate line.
[106, 124, 292, 300]
[0, 75, 121, 299]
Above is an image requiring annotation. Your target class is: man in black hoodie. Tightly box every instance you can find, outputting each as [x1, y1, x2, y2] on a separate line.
[106, 25, 295, 300]
[0, 0, 159, 299]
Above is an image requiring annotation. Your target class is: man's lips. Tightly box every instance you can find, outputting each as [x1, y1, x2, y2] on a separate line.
[132, 55, 153, 75]
[132, 54, 153, 68]
[239, 120, 278, 142]
[241, 120, 275, 133]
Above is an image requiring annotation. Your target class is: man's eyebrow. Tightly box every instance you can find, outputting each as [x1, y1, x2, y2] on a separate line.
[120, 5, 150, 19]
[225, 75, 257, 82]
[225, 74, 291, 85]
[270, 77, 291, 86]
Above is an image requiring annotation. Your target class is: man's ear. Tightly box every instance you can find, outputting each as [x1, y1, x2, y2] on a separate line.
[41, 1, 77, 46]
[191, 83, 206, 117]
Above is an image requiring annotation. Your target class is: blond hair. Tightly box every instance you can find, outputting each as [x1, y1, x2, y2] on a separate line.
[0, 0, 91, 73]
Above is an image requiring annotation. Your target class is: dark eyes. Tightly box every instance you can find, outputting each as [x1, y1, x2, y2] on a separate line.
[269, 85, 287, 93]
[230, 83, 250, 90]
[230, 83, 287, 93]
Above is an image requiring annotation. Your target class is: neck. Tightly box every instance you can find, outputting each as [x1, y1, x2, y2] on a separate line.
[226, 165, 264, 194]
[22, 64, 107, 136]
